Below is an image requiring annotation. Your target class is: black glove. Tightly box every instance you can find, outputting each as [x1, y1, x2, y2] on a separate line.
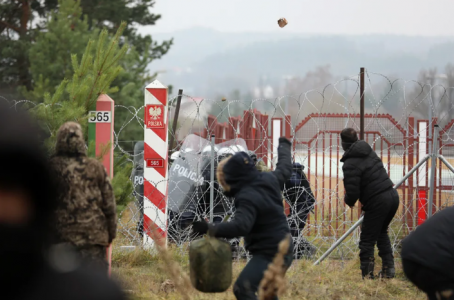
[279, 137, 291, 146]
[192, 220, 209, 235]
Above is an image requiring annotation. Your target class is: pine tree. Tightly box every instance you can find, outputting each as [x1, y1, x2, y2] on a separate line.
[1, 0, 172, 105]
[20, 0, 98, 102]
[32, 20, 134, 211]
[33, 22, 127, 146]
[17, 0, 165, 148]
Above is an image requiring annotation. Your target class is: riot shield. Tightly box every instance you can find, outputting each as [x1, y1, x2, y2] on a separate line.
[132, 142, 144, 237]
[198, 138, 249, 218]
[168, 134, 210, 214]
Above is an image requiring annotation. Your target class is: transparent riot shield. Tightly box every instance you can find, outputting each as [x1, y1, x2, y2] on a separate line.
[167, 135, 210, 244]
[132, 142, 144, 237]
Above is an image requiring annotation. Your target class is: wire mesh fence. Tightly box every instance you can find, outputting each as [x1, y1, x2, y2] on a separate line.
[3, 70, 454, 263]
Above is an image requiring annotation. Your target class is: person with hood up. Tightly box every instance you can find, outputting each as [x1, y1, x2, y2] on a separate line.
[285, 162, 316, 259]
[50, 122, 117, 273]
[340, 128, 399, 279]
[400, 206, 454, 300]
[0, 104, 126, 300]
[192, 137, 293, 300]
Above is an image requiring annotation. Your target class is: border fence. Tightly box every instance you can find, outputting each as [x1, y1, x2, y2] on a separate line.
[114, 70, 454, 261]
[5, 69, 454, 262]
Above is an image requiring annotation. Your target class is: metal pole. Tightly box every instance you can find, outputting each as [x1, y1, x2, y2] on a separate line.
[210, 134, 215, 223]
[313, 154, 432, 265]
[360, 68, 365, 140]
[344, 77, 349, 127]
[438, 155, 454, 174]
[168, 89, 183, 156]
[428, 124, 439, 219]
[313, 214, 364, 266]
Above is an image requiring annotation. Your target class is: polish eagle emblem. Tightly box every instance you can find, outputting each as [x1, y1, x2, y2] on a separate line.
[149, 106, 162, 120]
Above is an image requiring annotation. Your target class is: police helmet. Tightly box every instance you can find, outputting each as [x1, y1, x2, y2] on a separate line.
[248, 150, 258, 165]
[170, 151, 180, 161]
[201, 145, 218, 153]
[217, 147, 234, 163]
[229, 145, 246, 153]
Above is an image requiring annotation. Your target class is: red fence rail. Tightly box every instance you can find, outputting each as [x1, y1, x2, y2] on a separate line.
[189, 111, 454, 237]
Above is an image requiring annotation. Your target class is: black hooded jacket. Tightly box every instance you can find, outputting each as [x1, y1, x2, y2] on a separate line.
[211, 138, 292, 257]
[401, 206, 454, 280]
[340, 140, 393, 209]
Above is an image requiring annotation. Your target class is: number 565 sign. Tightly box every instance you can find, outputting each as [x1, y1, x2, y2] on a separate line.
[88, 111, 112, 123]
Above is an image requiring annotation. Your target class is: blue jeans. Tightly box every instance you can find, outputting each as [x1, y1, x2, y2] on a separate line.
[233, 248, 293, 300]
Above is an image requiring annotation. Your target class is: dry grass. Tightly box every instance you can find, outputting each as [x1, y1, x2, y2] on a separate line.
[111, 247, 425, 300]
[258, 235, 291, 300]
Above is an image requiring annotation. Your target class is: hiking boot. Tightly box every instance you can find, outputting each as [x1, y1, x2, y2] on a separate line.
[302, 243, 317, 259]
[361, 258, 375, 279]
[378, 265, 395, 279]
[378, 254, 395, 279]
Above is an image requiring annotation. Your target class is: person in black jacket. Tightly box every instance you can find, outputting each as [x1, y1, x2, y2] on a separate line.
[0, 103, 126, 300]
[285, 162, 316, 259]
[192, 137, 293, 300]
[197, 151, 243, 257]
[340, 128, 399, 279]
[401, 206, 454, 300]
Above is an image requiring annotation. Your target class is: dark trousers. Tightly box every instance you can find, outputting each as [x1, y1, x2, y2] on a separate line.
[168, 210, 196, 243]
[288, 203, 309, 239]
[403, 259, 454, 300]
[78, 245, 108, 274]
[233, 248, 293, 300]
[288, 203, 313, 258]
[359, 189, 399, 262]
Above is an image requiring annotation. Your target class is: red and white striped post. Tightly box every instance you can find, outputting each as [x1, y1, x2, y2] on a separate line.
[143, 80, 169, 249]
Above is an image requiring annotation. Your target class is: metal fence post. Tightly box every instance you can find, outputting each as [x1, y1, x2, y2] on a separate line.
[210, 134, 215, 223]
[360, 67, 365, 140]
[439, 155, 454, 174]
[168, 89, 183, 156]
[427, 124, 439, 219]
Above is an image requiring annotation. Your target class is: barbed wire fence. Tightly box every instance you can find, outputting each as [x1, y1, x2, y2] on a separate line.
[3, 70, 454, 265]
[113, 71, 454, 263]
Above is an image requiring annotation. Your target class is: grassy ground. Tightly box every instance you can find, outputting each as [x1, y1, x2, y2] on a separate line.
[111, 248, 425, 300]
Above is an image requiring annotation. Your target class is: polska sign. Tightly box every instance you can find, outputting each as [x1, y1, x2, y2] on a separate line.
[145, 104, 164, 129]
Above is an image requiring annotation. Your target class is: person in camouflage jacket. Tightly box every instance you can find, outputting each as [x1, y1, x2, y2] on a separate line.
[50, 122, 117, 272]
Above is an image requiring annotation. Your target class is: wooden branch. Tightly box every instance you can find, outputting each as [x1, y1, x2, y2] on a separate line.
[0, 20, 20, 33]
[20, 0, 31, 34]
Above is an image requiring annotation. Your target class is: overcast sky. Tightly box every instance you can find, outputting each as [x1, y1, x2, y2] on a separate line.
[140, 0, 454, 36]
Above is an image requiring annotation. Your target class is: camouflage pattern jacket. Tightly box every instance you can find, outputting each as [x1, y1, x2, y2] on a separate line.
[50, 122, 117, 247]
